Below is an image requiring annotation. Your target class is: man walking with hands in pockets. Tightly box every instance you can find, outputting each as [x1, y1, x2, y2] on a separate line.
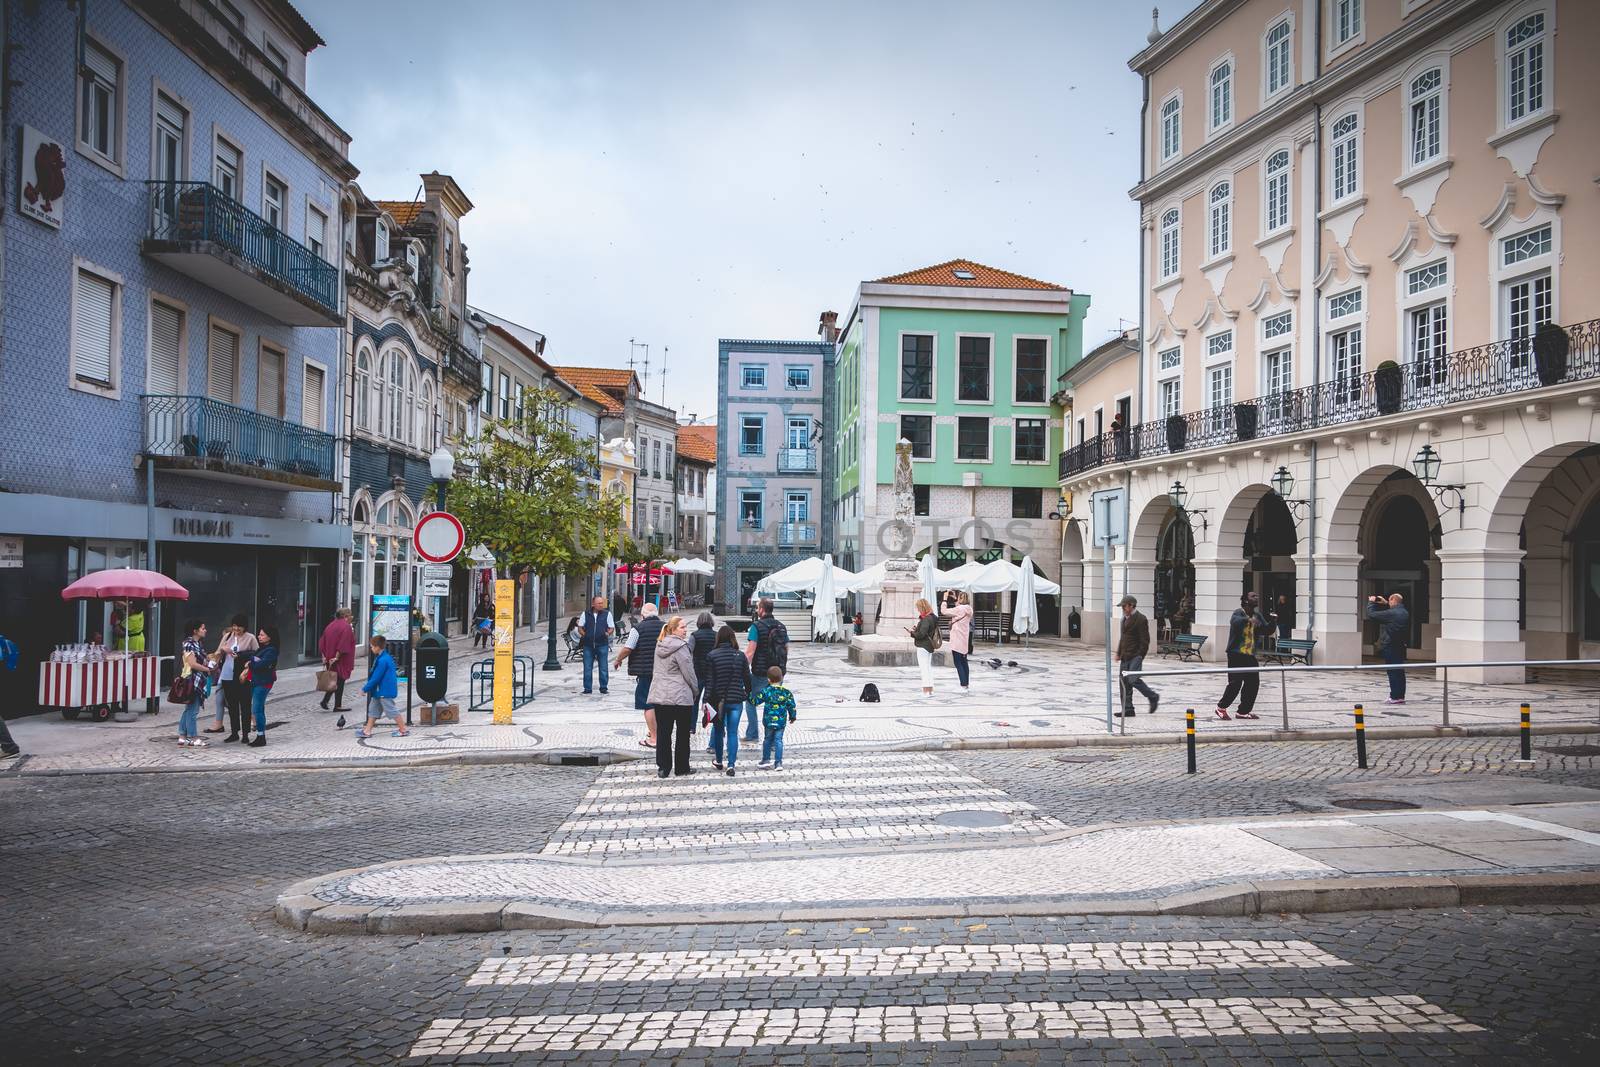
[1114, 595, 1159, 718]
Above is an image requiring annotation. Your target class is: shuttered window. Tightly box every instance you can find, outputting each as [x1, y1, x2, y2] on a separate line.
[73, 269, 117, 386]
[258, 345, 284, 418]
[207, 324, 238, 402]
[148, 301, 182, 394]
[302, 364, 325, 430]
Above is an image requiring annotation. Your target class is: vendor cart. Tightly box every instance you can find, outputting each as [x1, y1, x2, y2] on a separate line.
[47, 569, 189, 721]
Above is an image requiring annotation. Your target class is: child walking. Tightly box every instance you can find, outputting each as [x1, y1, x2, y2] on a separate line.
[751, 665, 797, 770]
[359, 635, 409, 739]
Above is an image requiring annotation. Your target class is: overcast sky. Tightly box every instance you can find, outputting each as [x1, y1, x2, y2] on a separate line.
[308, 0, 1199, 422]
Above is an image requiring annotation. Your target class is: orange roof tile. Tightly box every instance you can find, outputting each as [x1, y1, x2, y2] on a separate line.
[874, 258, 1066, 291]
[376, 200, 424, 227]
[676, 424, 717, 465]
[550, 366, 638, 415]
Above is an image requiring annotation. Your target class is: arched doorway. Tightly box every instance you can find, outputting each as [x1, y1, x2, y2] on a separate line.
[1243, 493, 1298, 637]
[1155, 508, 1194, 635]
[1576, 495, 1600, 655]
[1360, 479, 1434, 653]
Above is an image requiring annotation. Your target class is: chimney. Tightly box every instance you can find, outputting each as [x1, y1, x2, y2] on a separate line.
[817, 310, 839, 343]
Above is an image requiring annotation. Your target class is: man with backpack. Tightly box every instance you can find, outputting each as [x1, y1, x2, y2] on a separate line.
[743, 597, 788, 744]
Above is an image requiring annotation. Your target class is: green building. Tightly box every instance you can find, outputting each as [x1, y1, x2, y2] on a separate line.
[831, 259, 1089, 632]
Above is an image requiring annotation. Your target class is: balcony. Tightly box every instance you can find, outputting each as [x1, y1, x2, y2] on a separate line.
[142, 182, 341, 326]
[1059, 319, 1600, 480]
[778, 522, 818, 547]
[140, 394, 339, 491]
[777, 446, 818, 473]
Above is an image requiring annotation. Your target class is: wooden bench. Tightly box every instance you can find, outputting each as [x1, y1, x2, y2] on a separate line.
[1261, 637, 1316, 666]
[1159, 633, 1207, 661]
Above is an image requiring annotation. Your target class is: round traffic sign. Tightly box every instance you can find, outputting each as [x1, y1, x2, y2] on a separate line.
[414, 511, 466, 563]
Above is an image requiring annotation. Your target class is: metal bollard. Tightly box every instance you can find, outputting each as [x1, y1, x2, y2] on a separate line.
[1354, 703, 1367, 769]
[1186, 708, 1196, 775]
[1519, 702, 1532, 762]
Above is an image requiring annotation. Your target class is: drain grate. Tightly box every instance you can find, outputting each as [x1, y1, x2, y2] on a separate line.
[1539, 745, 1600, 757]
[1330, 798, 1420, 811]
[1055, 752, 1119, 764]
[934, 810, 1013, 828]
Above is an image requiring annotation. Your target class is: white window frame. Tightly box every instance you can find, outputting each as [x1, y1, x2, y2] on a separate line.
[1012, 416, 1050, 465]
[1011, 334, 1052, 406]
[1158, 89, 1182, 165]
[1207, 54, 1235, 136]
[740, 363, 767, 390]
[954, 332, 995, 405]
[69, 258, 123, 399]
[261, 165, 289, 232]
[305, 201, 329, 260]
[76, 34, 126, 176]
[149, 82, 190, 185]
[1329, 0, 1365, 57]
[1206, 363, 1234, 433]
[899, 413, 935, 462]
[738, 489, 764, 530]
[1158, 376, 1182, 420]
[897, 331, 938, 403]
[954, 415, 993, 464]
[355, 343, 377, 433]
[212, 126, 243, 202]
[302, 357, 329, 429]
[145, 291, 189, 396]
[375, 218, 391, 263]
[1323, 285, 1367, 404]
[1158, 206, 1181, 282]
[1328, 109, 1362, 204]
[1499, 4, 1553, 132]
[783, 364, 812, 391]
[1404, 62, 1447, 172]
[1204, 329, 1234, 367]
[1206, 179, 1232, 260]
[1396, 248, 1453, 393]
[1259, 307, 1295, 416]
[1262, 15, 1294, 102]
[1489, 213, 1560, 363]
[1262, 147, 1291, 235]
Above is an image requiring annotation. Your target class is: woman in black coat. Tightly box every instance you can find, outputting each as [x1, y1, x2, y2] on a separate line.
[690, 611, 718, 750]
[702, 624, 752, 776]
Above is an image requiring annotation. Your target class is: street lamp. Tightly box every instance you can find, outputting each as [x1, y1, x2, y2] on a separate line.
[1270, 465, 1310, 524]
[427, 446, 455, 639]
[1412, 444, 1466, 520]
[1169, 479, 1208, 535]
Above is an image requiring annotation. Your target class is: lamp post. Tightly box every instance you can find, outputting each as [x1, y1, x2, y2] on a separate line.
[428, 446, 455, 636]
[542, 570, 561, 671]
[1269, 465, 1310, 523]
[1169, 479, 1208, 535]
[1412, 444, 1466, 521]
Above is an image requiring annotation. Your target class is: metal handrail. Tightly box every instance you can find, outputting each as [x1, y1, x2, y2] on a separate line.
[141, 394, 336, 481]
[1121, 656, 1600, 732]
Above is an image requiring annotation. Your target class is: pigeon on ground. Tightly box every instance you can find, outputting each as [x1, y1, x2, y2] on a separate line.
[1007, 660, 1019, 668]
[335, 715, 346, 729]
[987, 658, 1003, 669]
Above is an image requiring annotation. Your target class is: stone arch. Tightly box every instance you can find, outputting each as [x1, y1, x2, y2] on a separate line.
[1060, 519, 1086, 625]
[1482, 441, 1600, 551]
[1323, 461, 1447, 560]
[1215, 482, 1275, 557]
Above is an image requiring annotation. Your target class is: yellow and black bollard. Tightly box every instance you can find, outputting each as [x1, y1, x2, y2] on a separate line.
[1520, 702, 1532, 762]
[1354, 703, 1367, 769]
[1186, 708, 1196, 774]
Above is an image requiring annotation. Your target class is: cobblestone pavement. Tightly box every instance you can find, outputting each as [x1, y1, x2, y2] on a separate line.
[6, 739, 1600, 1063]
[7, 633, 1597, 774]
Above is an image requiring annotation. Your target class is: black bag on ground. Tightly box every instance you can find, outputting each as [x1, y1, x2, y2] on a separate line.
[860, 682, 880, 702]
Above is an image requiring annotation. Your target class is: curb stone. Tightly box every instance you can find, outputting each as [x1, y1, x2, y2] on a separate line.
[274, 870, 1600, 935]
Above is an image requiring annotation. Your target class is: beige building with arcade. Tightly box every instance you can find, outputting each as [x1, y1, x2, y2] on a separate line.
[1060, 0, 1600, 680]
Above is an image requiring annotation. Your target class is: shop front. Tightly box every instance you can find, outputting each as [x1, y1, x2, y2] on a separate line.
[0, 495, 348, 718]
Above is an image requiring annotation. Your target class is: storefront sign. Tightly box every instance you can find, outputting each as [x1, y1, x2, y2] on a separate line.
[172, 516, 235, 539]
[0, 536, 22, 568]
[492, 579, 514, 725]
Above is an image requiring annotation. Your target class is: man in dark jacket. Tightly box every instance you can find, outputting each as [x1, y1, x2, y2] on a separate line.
[743, 598, 788, 743]
[1367, 593, 1411, 704]
[614, 603, 663, 747]
[1114, 595, 1159, 717]
[578, 596, 614, 696]
[1215, 592, 1268, 720]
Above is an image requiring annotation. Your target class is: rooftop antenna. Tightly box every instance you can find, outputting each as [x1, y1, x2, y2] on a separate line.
[628, 339, 650, 394]
[659, 346, 669, 406]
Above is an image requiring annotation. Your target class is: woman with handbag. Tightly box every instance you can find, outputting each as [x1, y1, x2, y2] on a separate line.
[241, 625, 279, 748]
[317, 608, 356, 712]
[907, 598, 940, 699]
[175, 619, 210, 747]
[946, 591, 974, 692]
[208, 614, 256, 741]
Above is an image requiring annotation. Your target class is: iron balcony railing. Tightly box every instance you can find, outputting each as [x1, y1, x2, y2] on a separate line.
[1058, 318, 1600, 480]
[142, 394, 337, 482]
[146, 181, 339, 314]
[778, 522, 818, 546]
[777, 446, 818, 473]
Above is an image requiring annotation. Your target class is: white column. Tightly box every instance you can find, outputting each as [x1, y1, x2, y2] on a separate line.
[1191, 558, 1245, 663]
[1081, 556, 1108, 647]
[1309, 553, 1364, 665]
[1123, 550, 1157, 652]
[1435, 546, 1527, 683]
[1421, 556, 1442, 658]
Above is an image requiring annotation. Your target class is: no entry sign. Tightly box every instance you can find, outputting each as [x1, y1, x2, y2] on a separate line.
[413, 511, 466, 564]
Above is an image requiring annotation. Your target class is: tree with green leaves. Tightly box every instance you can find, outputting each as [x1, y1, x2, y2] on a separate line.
[448, 388, 627, 607]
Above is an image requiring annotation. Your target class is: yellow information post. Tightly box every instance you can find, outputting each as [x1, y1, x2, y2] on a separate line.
[492, 578, 515, 724]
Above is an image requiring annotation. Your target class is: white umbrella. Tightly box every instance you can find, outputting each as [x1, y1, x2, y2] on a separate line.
[935, 559, 989, 590]
[754, 556, 857, 597]
[812, 553, 841, 641]
[1012, 554, 1041, 639]
[918, 552, 940, 614]
[667, 557, 714, 575]
[968, 558, 1062, 595]
[843, 561, 886, 593]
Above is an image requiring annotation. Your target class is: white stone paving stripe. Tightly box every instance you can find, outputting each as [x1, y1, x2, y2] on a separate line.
[586, 771, 989, 799]
[466, 940, 1352, 987]
[602, 754, 950, 777]
[558, 799, 1041, 834]
[407, 995, 1482, 1055]
[539, 820, 1038, 855]
[574, 785, 1010, 815]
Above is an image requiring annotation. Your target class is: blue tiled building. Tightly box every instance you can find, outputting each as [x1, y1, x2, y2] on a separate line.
[0, 0, 356, 713]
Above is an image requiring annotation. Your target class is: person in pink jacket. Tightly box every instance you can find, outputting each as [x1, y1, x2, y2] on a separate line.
[945, 591, 974, 691]
[318, 608, 357, 712]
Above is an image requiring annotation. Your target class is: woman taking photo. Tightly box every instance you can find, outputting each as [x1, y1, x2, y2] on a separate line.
[242, 625, 279, 748]
[908, 598, 939, 699]
[177, 619, 210, 747]
[946, 590, 973, 691]
[646, 616, 700, 779]
[210, 614, 256, 742]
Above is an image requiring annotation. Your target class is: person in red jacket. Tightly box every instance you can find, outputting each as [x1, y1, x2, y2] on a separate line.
[318, 608, 357, 712]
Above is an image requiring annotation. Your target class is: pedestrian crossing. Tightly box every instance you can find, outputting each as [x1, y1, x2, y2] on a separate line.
[542, 752, 1067, 858]
[407, 937, 1482, 1058]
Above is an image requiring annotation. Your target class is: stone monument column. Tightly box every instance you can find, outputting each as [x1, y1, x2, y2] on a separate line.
[849, 439, 923, 666]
